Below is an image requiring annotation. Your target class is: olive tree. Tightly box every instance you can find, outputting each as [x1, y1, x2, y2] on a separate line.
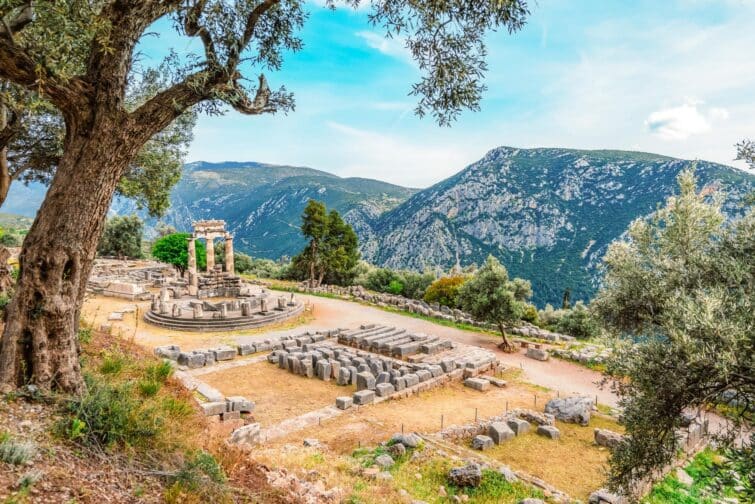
[0, 0, 529, 393]
[592, 169, 754, 495]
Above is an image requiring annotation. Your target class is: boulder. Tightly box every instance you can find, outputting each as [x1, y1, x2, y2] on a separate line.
[536, 425, 560, 440]
[518, 500, 545, 504]
[498, 466, 518, 482]
[229, 423, 261, 446]
[594, 428, 624, 449]
[525, 347, 549, 361]
[544, 396, 594, 425]
[448, 463, 482, 488]
[390, 433, 421, 448]
[375, 454, 395, 469]
[488, 422, 515, 444]
[388, 442, 406, 458]
[472, 435, 494, 450]
[507, 418, 531, 436]
[588, 488, 627, 504]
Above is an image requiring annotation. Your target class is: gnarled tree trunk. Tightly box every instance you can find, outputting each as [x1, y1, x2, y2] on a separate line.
[0, 115, 137, 394]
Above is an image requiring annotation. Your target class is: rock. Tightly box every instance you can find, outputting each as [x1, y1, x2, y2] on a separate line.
[375, 454, 395, 469]
[588, 488, 627, 504]
[498, 466, 518, 482]
[226, 396, 254, 413]
[507, 418, 531, 436]
[594, 428, 624, 449]
[177, 351, 205, 369]
[376, 471, 393, 481]
[544, 396, 594, 425]
[488, 422, 515, 444]
[213, 346, 236, 361]
[375, 382, 395, 397]
[676, 468, 694, 486]
[486, 377, 507, 388]
[448, 463, 482, 488]
[353, 390, 375, 405]
[356, 372, 376, 391]
[464, 377, 490, 392]
[390, 433, 421, 448]
[199, 401, 227, 416]
[388, 443, 406, 458]
[472, 435, 494, 450]
[536, 425, 560, 440]
[525, 347, 549, 361]
[229, 423, 260, 445]
[154, 345, 180, 360]
[335, 396, 353, 410]
[518, 499, 545, 504]
[303, 438, 320, 447]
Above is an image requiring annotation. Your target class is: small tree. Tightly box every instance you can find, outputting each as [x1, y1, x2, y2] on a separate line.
[151, 233, 206, 276]
[458, 256, 530, 351]
[592, 169, 754, 494]
[300, 200, 328, 287]
[553, 301, 600, 339]
[97, 215, 144, 259]
[424, 275, 466, 308]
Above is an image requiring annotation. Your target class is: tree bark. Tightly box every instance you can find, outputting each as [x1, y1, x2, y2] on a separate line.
[0, 116, 137, 394]
[497, 322, 515, 353]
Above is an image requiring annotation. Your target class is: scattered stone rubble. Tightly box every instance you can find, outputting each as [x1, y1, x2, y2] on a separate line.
[87, 259, 175, 300]
[439, 409, 554, 443]
[267, 325, 501, 409]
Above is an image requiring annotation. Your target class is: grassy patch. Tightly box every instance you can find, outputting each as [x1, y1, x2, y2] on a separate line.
[643, 449, 751, 504]
[0, 431, 36, 465]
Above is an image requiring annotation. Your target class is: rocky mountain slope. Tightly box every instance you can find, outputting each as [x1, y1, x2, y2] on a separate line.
[361, 147, 754, 306]
[137, 161, 417, 259]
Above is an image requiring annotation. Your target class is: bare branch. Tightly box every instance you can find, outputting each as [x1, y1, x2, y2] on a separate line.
[227, 0, 280, 70]
[183, 0, 218, 65]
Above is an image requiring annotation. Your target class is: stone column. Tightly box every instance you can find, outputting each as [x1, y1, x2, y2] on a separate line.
[205, 235, 215, 271]
[224, 233, 235, 275]
[187, 235, 198, 296]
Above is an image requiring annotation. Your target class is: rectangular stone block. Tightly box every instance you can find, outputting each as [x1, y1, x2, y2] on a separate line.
[375, 383, 395, 398]
[302, 360, 314, 378]
[177, 352, 205, 369]
[356, 371, 376, 391]
[488, 422, 515, 444]
[464, 377, 490, 391]
[404, 373, 419, 387]
[226, 396, 255, 413]
[200, 401, 226, 416]
[237, 344, 255, 356]
[416, 370, 432, 382]
[428, 365, 443, 378]
[221, 410, 241, 421]
[155, 345, 180, 361]
[507, 418, 530, 435]
[353, 390, 375, 405]
[229, 423, 260, 446]
[392, 376, 406, 391]
[329, 360, 341, 380]
[316, 360, 331, 381]
[337, 367, 351, 386]
[376, 371, 391, 384]
[213, 346, 236, 361]
[526, 347, 550, 361]
[336, 396, 353, 410]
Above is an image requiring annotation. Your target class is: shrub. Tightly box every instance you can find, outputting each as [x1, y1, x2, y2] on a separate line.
[387, 279, 404, 295]
[0, 432, 36, 465]
[521, 304, 539, 324]
[424, 275, 466, 308]
[97, 215, 144, 258]
[399, 270, 435, 299]
[554, 301, 601, 339]
[151, 233, 206, 275]
[166, 451, 228, 503]
[99, 352, 126, 375]
[145, 360, 173, 383]
[138, 380, 161, 397]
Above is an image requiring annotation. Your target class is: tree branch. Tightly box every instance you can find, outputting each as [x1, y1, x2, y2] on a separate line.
[227, 0, 280, 70]
[183, 0, 218, 66]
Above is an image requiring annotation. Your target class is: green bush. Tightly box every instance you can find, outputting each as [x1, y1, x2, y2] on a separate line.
[424, 275, 466, 308]
[151, 233, 206, 275]
[554, 301, 600, 339]
[387, 279, 404, 295]
[145, 360, 173, 383]
[100, 352, 126, 375]
[138, 380, 161, 397]
[58, 374, 162, 448]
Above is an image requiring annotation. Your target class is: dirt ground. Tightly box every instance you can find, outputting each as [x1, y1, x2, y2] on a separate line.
[200, 361, 355, 427]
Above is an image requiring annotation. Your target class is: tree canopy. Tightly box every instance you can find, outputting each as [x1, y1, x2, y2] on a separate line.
[457, 255, 531, 350]
[592, 169, 754, 494]
[97, 215, 144, 259]
[293, 200, 360, 286]
[151, 233, 206, 275]
[424, 275, 466, 308]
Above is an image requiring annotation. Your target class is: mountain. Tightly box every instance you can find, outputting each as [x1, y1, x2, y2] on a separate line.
[138, 161, 417, 258]
[360, 147, 755, 306]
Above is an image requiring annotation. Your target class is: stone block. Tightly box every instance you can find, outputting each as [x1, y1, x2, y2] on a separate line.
[221, 410, 241, 421]
[376, 371, 391, 384]
[278, 352, 288, 369]
[213, 346, 236, 361]
[428, 365, 443, 378]
[226, 396, 255, 413]
[487, 377, 507, 388]
[416, 369, 432, 382]
[544, 396, 594, 426]
[525, 347, 549, 361]
[335, 396, 353, 410]
[507, 418, 530, 436]
[472, 435, 494, 451]
[464, 377, 490, 391]
[302, 360, 314, 378]
[204, 350, 216, 366]
[348, 366, 359, 385]
[403, 373, 419, 387]
[337, 367, 351, 386]
[353, 390, 375, 405]
[375, 383, 395, 397]
[316, 360, 331, 381]
[177, 352, 205, 369]
[329, 360, 341, 380]
[594, 428, 624, 449]
[356, 371, 376, 391]
[391, 376, 406, 391]
[229, 423, 261, 446]
[237, 344, 255, 356]
[440, 359, 456, 373]
[155, 345, 180, 361]
[536, 425, 560, 440]
[488, 422, 515, 444]
[199, 401, 226, 416]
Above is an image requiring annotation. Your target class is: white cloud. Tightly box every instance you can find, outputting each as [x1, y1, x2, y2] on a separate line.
[645, 100, 728, 141]
[356, 31, 413, 63]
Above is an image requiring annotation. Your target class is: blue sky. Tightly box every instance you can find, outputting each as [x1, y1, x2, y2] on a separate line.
[138, 0, 755, 188]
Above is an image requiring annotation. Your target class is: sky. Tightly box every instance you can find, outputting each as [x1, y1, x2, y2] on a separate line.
[138, 0, 755, 188]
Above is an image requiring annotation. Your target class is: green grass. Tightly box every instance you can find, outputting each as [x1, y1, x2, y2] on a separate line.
[0, 432, 36, 465]
[643, 449, 750, 504]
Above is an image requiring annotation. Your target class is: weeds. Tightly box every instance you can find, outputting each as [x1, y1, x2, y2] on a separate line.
[0, 432, 36, 465]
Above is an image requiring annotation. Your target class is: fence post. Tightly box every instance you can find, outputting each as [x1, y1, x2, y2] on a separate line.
[441, 414, 444, 430]
[534, 394, 537, 407]
[475, 408, 478, 423]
